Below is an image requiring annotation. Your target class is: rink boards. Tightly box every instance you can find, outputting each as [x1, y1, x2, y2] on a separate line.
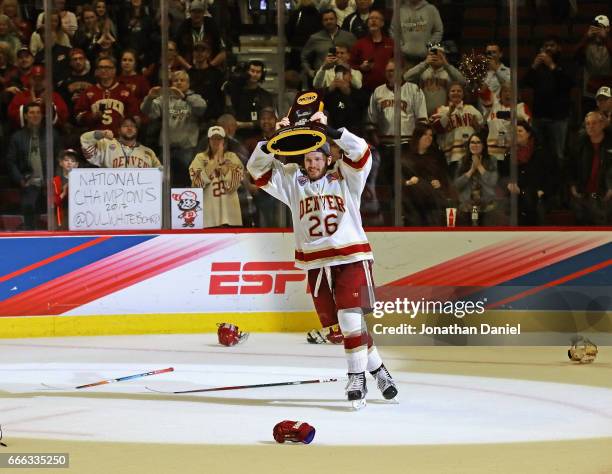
[0, 230, 611, 337]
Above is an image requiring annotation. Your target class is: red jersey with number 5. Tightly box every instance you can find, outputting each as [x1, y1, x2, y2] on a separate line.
[247, 129, 373, 270]
[74, 82, 139, 133]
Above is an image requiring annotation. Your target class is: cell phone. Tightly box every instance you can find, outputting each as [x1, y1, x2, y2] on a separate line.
[328, 47, 337, 55]
[335, 71, 344, 80]
[497, 110, 511, 119]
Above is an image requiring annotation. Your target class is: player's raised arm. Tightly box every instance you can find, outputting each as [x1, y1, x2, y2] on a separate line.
[309, 112, 371, 193]
[246, 120, 296, 206]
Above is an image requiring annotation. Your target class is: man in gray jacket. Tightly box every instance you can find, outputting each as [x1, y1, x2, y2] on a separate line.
[390, 0, 443, 64]
[141, 70, 207, 186]
[301, 8, 357, 84]
[403, 45, 465, 116]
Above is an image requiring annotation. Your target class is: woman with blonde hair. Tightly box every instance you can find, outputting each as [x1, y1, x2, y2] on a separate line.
[29, 10, 71, 56]
[189, 125, 244, 228]
[0, 14, 21, 59]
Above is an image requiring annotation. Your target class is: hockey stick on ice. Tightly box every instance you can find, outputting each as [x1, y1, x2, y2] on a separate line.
[145, 377, 339, 394]
[42, 367, 174, 390]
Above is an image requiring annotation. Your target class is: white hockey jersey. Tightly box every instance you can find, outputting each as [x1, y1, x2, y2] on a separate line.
[81, 131, 161, 168]
[367, 81, 427, 142]
[247, 128, 373, 270]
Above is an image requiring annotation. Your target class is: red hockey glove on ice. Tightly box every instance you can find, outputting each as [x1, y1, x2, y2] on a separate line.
[273, 420, 316, 444]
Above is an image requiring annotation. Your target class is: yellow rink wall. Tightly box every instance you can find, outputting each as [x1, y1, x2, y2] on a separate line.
[0, 230, 611, 338]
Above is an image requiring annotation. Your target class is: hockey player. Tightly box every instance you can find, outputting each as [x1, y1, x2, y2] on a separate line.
[246, 110, 397, 409]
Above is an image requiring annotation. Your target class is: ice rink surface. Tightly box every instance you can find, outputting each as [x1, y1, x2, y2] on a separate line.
[1, 333, 612, 473]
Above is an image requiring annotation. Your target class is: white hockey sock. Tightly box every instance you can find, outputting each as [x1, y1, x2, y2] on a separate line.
[366, 346, 383, 373]
[338, 308, 368, 374]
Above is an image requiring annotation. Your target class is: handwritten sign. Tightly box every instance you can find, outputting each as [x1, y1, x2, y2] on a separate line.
[69, 168, 162, 230]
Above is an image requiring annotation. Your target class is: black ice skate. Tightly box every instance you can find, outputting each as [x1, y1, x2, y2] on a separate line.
[370, 364, 398, 401]
[345, 372, 367, 410]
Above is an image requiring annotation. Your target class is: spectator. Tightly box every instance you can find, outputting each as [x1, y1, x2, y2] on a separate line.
[8, 65, 69, 129]
[574, 14, 612, 112]
[94, 0, 117, 37]
[592, 86, 612, 127]
[341, 0, 371, 39]
[145, 41, 191, 86]
[367, 58, 427, 202]
[53, 148, 80, 229]
[323, 63, 368, 134]
[431, 82, 484, 173]
[73, 5, 103, 62]
[482, 83, 531, 163]
[30, 11, 72, 57]
[36, 0, 78, 38]
[6, 102, 62, 229]
[390, 0, 443, 64]
[318, 0, 356, 26]
[242, 108, 285, 227]
[350, 9, 393, 92]
[91, 31, 120, 64]
[521, 36, 574, 167]
[403, 43, 465, 116]
[301, 9, 357, 84]
[505, 121, 550, 226]
[11, 46, 34, 90]
[57, 48, 96, 116]
[187, 41, 224, 124]
[285, 0, 321, 71]
[313, 43, 362, 91]
[0, 0, 33, 45]
[367, 58, 428, 147]
[175, 0, 225, 67]
[74, 56, 140, 134]
[80, 116, 160, 168]
[453, 133, 500, 226]
[0, 42, 19, 89]
[189, 125, 244, 228]
[482, 42, 510, 100]
[568, 111, 612, 225]
[117, 49, 150, 106]
[141, 70, 206, 186]
[117, 0, 154, 68]
[225, 60, 275, 141]
[216, 113, 249, 166]
[401, 123, 452, 226]
[0, 14, 21, 60]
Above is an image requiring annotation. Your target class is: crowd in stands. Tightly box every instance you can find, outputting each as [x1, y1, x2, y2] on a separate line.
[0, 0, 610, 230]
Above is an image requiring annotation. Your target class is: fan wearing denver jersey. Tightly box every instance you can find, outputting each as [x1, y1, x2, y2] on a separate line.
[246, 111, 397, 409]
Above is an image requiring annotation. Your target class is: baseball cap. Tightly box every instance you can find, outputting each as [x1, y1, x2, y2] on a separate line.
[190, 0, 206, 11]
[31, 65, 45, 77]
[596, 86, 612, 98]
[208, 125, 226, 138]
[17, 46, 33, 57]
[595, 15, 610, 27]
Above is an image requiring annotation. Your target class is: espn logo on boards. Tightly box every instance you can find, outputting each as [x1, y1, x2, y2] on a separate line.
[209, 262, 307, 295]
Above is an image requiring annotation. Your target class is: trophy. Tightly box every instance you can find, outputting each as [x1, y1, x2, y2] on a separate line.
[266, 90, 327, 156]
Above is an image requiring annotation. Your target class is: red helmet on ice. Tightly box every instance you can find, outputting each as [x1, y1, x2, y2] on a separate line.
[217, 323, 249, 346]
